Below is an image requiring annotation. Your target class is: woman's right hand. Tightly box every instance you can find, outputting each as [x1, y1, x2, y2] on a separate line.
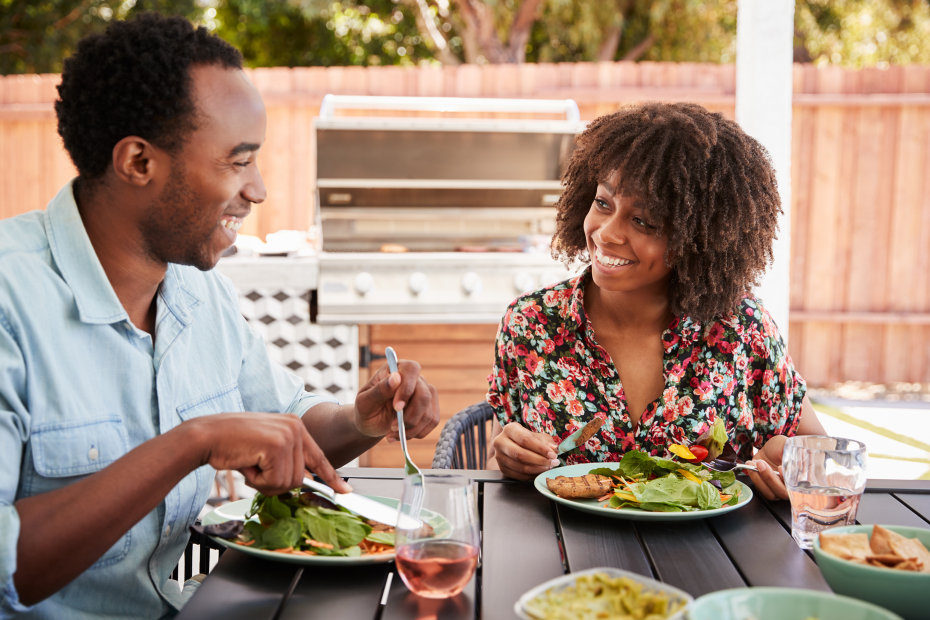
[491, 422, 561, 480]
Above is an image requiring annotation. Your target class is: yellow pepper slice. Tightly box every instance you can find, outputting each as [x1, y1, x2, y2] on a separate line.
[669, 444, 697, 460]
[676, 468, 702, 484]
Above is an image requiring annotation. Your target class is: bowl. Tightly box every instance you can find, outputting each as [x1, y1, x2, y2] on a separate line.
[689, 587, 903, 620]
[812, 524, 930, 620]
[513, 566, 692, 620]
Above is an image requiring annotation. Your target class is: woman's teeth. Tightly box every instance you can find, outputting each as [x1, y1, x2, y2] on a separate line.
[595, 248, 632, 267]
[220, 217, 243, 232]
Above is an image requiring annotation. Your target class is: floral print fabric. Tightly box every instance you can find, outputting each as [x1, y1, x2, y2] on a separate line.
[487, 269, 805, 464]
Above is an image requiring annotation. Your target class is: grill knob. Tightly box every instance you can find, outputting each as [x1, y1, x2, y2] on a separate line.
[461, 271, 482, 296]
[513, 272, 535, 293]
[408, 272, 428, 296]
[354, 271, 375, 296]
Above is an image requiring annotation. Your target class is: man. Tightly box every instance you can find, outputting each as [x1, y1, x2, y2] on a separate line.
[0, 13, 439, 618]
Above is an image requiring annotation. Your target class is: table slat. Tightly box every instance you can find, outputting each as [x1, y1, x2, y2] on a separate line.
[710, 498, 829, 590]
[481, 482, 564, 620]
[555, 507, 652, 575]
[174, 549, 296, 620]
[637, 520, 745, 597]
[894, 492, 930, 524]
[857, 492, 930, 527]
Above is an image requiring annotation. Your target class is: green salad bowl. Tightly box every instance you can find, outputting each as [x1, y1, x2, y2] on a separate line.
[811, 524, 930, 620]
[688, 586, 902, 620]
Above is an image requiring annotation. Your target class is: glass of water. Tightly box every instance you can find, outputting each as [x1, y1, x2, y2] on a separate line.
[782, 435, 868, 549]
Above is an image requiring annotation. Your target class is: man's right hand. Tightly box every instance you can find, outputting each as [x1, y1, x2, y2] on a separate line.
[491, 422, 561, 480]
[182, 412, 351, 494]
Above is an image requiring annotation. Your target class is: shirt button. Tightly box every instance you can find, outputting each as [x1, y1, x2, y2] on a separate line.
[165, 525, 172, 537]
[88, 447, 99, 461]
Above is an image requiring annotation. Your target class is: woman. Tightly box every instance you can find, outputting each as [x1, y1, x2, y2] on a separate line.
[486, 102, 825, 500]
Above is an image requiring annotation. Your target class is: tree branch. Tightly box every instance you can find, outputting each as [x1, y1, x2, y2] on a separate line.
[621, 33, 655, 61]
[401, 0, 461, 65]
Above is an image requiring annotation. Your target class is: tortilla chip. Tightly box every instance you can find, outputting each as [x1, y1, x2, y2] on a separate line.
[820, 532, 872, 562]
[888, 536, 930, 573]
[869, 524, 905, 555]
[893, 559, 924, 572]
[867, 553, 910, 567]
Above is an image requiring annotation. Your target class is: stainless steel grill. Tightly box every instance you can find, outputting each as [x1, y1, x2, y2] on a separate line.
[312, 95, 584, 324]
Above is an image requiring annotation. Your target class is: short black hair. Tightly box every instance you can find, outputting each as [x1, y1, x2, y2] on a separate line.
[552, 102, 781, 323]
[55, 12, 243, 182]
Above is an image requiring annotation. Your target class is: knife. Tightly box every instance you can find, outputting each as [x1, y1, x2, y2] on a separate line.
[302, 477, 420, 529]
[556, 417, 605, 455]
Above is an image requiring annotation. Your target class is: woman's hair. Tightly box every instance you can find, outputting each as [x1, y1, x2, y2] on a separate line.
[55, 12, 243, 183]
[552, 101, 781, 323]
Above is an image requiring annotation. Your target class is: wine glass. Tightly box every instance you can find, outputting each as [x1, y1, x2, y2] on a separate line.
[394, 473, 480, 599]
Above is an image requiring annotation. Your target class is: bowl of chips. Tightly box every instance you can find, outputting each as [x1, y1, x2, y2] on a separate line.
[812, 524, 930, 620]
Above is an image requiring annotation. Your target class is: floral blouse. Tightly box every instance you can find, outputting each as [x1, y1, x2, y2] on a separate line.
[486, 269, 806, 464]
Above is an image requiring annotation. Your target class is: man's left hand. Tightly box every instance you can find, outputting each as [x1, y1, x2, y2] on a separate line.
[353, 358, 439, 440]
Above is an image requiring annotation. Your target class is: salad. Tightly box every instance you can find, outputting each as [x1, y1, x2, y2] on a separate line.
[233, 490, 396, 557]
[581, 450, 742, 512]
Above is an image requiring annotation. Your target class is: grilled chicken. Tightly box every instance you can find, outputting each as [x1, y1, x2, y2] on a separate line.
[546, 474, 613, 499]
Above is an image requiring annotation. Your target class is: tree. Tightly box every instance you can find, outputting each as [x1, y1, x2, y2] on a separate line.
[0, 0, 204, 74]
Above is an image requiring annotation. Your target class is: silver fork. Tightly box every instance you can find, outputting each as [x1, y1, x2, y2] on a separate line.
[384, 346, 425, 519]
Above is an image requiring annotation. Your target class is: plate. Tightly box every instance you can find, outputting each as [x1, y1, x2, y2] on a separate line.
[533, 462, 753, 521]
[689, 586, 903, 620]
[513, 566, 692, 620]
[201, 497, 401, 565]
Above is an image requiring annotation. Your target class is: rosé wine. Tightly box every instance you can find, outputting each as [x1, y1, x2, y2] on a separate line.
[395, 540, 479, 599]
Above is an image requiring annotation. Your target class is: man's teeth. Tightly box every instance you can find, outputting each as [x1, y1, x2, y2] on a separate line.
[596, 248, 632, 267]
[221, 217, 243, 231]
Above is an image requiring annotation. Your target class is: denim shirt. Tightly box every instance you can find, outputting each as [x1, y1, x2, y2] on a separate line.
[0, 182, 337, 618]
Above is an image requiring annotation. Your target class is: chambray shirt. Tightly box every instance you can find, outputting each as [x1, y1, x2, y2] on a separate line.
[0, 182, 337, 618]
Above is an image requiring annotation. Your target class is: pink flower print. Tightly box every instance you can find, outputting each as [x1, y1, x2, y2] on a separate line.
[566, 399, 584, 417]
[545, 381, 564, 403]
[524, 350, 543, 375]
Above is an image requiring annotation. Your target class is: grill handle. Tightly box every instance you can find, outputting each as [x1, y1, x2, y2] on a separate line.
[318, 94, 580, 122]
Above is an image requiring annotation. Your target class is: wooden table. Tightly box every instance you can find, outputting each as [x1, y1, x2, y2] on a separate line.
[176, 469, 930, 620]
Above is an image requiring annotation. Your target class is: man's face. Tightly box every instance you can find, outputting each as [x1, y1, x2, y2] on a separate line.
[140, 64, 267, 270]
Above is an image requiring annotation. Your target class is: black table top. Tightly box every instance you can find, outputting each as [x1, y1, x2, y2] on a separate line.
[176, 469, 930, 620]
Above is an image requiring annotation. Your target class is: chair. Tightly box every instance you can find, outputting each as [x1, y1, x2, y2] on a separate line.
[432, 401, 495, 469]
[171, 526, 226, 584]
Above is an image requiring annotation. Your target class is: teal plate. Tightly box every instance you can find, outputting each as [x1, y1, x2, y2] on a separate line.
[534, 462, 752, 521]
[689, 586, 903, 620]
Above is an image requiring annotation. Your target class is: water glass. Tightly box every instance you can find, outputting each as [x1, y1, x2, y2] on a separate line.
[395, 473, 480, 599]
[782, 435, 868, 549]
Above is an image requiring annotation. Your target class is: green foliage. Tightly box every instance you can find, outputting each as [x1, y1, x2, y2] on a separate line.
[2, 0, 929, 74]
[0, 0, 204, 74]
[796, 0, 930, 66]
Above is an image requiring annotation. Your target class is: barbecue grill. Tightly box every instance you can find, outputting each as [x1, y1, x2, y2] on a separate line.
[312, 95, 585, 324]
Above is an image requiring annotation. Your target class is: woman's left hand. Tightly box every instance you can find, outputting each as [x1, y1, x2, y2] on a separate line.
[745, 435, 788, 500]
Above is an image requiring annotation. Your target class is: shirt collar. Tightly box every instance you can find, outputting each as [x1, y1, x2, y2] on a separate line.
[46, 180, 198, 327]
[568, 266, 704, 352]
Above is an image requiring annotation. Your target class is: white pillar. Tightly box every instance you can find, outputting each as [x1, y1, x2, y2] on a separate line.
[735, 0, 795, 340]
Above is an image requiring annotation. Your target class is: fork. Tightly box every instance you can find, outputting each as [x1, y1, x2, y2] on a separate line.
[384, 346, 425, 519]
[703, 458, 782, 477]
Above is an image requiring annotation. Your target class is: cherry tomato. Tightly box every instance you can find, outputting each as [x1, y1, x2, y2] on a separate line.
[688, 445, 709, 462]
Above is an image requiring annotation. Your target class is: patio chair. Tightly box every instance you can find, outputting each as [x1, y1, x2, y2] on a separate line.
[432, 401, 494, 469]
[172, 527, 226, 584]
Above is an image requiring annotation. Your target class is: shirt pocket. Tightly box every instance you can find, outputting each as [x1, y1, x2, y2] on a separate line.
[30, 417, 132, 568]
[176, 384, 244, 421]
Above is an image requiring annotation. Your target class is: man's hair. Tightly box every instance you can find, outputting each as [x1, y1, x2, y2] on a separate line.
[552, 102, 781, 323]
[55, 12, 243, 182]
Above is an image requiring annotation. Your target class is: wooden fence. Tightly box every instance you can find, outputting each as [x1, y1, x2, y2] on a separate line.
[2, 61, 929, 386]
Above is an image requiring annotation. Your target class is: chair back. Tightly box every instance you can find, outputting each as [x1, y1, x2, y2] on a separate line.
[432, 401, 494, 469]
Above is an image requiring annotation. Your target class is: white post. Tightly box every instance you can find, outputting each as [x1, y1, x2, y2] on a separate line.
[735, 0, 795, 340]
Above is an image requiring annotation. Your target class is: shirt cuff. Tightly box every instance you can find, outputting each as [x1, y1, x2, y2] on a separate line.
[0, 504, 32, 615]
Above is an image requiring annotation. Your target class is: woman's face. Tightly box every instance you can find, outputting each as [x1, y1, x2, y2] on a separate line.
[583, 170, 672, 297]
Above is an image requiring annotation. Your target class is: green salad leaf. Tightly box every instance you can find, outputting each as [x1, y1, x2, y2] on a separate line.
[238, 490, 391, 556]
[590, 450, 742, 512]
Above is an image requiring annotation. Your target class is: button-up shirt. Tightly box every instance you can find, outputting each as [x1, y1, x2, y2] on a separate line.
[487, 269, 805, 463]
[0, 182, 336, 618]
